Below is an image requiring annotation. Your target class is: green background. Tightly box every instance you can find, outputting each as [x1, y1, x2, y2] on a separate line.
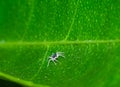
[0, 0, 120, 87]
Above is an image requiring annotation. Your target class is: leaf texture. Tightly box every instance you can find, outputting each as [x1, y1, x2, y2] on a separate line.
[0, 0, 120, 87]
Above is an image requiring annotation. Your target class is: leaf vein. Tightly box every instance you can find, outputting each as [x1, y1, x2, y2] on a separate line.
[0, 40, 120, 46]
[64, 0, 79, 40]
[30, 45, 49, 80]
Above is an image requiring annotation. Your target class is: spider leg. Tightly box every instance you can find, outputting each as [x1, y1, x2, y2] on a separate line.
[57, 52, 65, 58]
[60, 54, 65, 58]
[47, 59, 52, 67]
[57, 52, 64, 54]
[53, 60, 57, 65]
[55, 59, 61, 64]
[48, 56, 52, 59]
[55, 59, 59, 62]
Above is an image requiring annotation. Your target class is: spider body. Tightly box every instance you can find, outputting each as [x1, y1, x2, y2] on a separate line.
[47, 52, 64, 67]
[51, 53, 57, 59]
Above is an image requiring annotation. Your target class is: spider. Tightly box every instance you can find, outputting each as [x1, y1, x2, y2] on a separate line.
[47, 52, 65, 67]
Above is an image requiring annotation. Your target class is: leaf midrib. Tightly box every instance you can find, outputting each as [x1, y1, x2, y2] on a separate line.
[0, 40, 120, 46]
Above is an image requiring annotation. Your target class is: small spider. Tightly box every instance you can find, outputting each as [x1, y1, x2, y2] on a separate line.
[47, 52, 65, 67]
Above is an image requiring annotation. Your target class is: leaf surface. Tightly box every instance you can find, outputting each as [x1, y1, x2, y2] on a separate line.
[0, 0, 120, 87]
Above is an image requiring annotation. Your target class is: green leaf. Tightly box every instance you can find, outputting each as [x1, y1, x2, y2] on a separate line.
[0, 0, 120, 87]
[0, 72, 48, 87]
